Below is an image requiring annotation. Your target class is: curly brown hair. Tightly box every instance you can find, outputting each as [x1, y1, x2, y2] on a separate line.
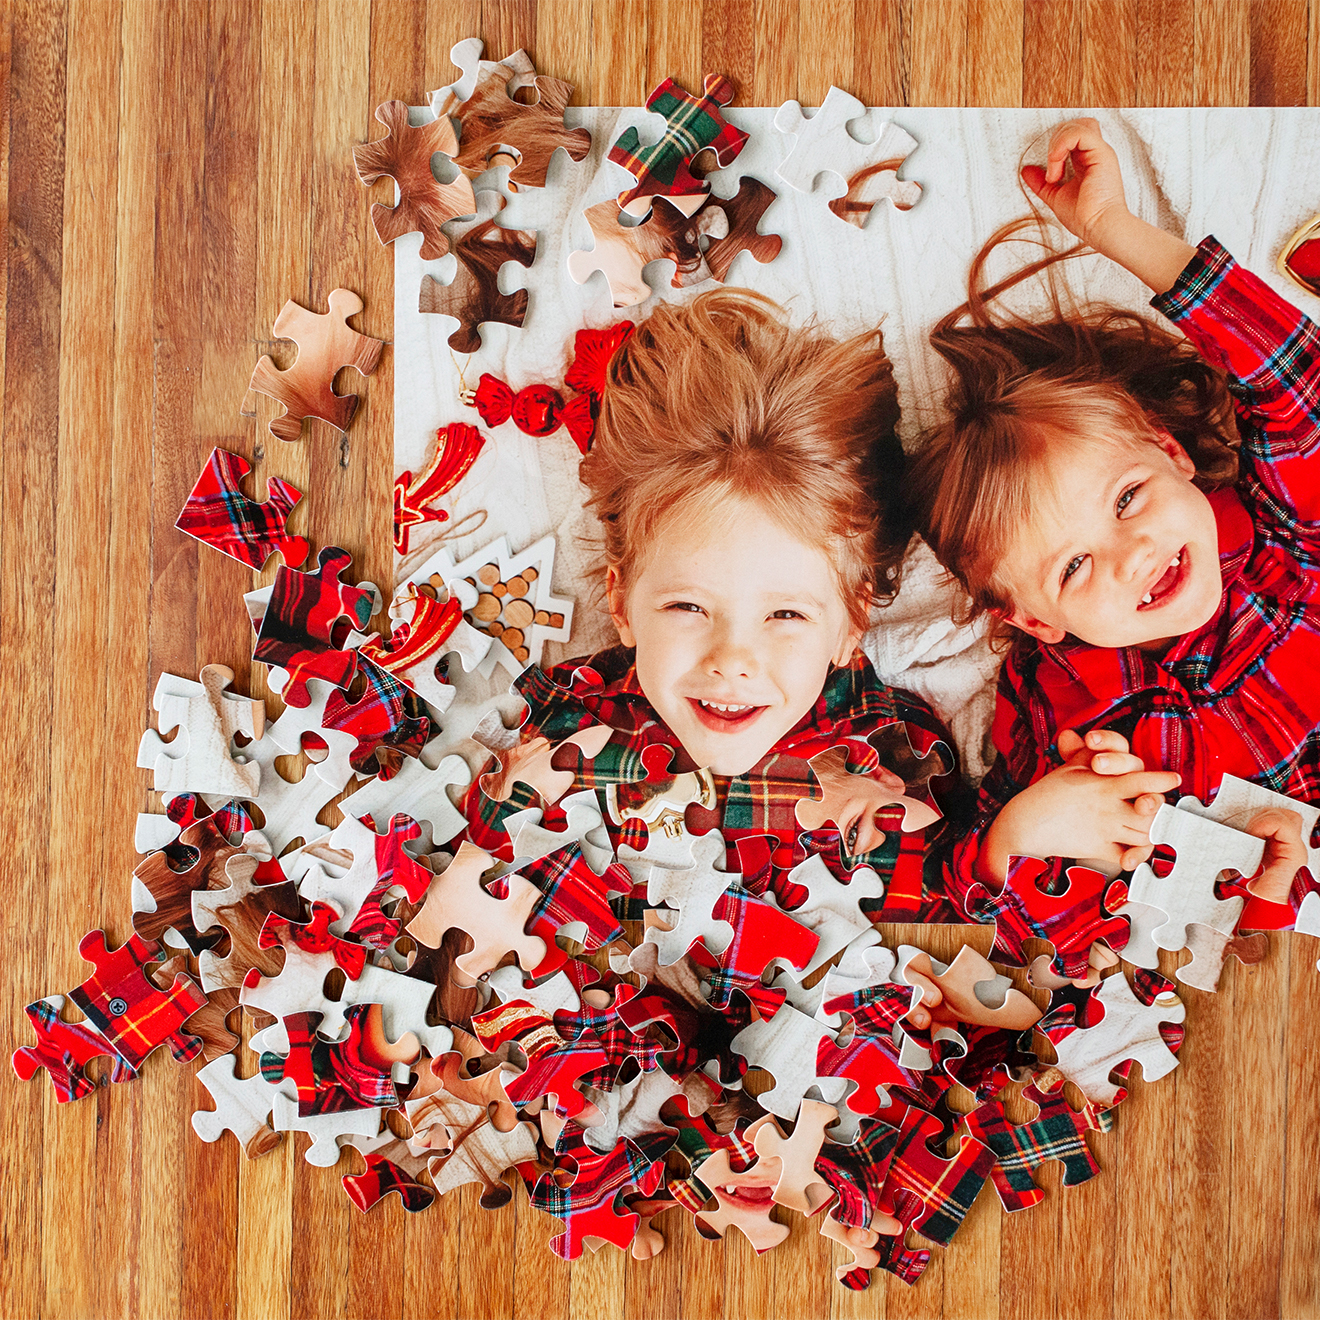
[903, 217, 1241, 645]
[579, 287, 908, 634]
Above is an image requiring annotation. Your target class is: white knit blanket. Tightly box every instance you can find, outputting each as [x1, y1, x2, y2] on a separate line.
[393, 105, 1320, 780]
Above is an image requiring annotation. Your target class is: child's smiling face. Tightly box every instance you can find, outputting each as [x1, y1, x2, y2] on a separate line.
[998, 430, 1223, 650]
[609, 495, 863, 776]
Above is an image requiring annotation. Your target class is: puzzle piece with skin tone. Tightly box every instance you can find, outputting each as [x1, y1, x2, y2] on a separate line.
[774, 88, 922, 224]
[353, 101, 476, 260]
[405, 841, 548, 985]
[1048, 971, 1186, 1107]
[692, 1146, 791, 1253]
[253, 547, 376, 709]
[480, 724, 613, 807]
[175, 448, 309, 570]
[577, 1069, 715, 1157]
[567, 197, 708, 309]
[341, 751, 471, 853]
[608, 74, 750, 218]
[748, 1101, 838, 1215]
[245, 289, 385, 442]
[67, 930, 207, 1073]
[1128, 804, 1259, 952]
[432, 39, 592, 189]
[895, 945, 1042, 1034]
[795, 745, 941, 845]
[137, 665, 265, 800]
[12, 995, 135, 1102]
[191, 1054, 284, 1158]
[820, 1210, 886, 1286]
[192, 853, 303, 994]
[729, 1002, 851, 1121]
[409, 1049, 521, 1134]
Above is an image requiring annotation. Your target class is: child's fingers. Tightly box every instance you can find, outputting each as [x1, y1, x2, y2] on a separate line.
[1132, 792, 1164, 817]
[1084, 728, 1131, 754]
[1044, 117, 1107, 180]
[1244, 808, 1307, 903]
[1118, 842, 1154, 870]
[1089, 751, 1146, 777]
[1110, 769, 1181, 798]
[1057, 728, 1086, 760]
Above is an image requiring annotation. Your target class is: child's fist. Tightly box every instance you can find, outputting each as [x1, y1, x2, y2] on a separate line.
[1022, 118, 1129, 249]
[1244, 807, 1307, 905]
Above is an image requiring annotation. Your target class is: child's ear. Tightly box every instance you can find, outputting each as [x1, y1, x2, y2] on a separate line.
[998, 605, 1067, 645]
[1150, 428, 1196, 478]
[606, 566, 636, 647]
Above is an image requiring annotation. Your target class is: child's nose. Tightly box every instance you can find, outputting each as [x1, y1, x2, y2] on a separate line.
[705, 631, 758, 680]
[1114, 530, 1159, 584]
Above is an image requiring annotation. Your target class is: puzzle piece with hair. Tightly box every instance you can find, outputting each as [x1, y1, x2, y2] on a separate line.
[12, 995, 135, 1102]
[1042, 969, 1186, 1107]
[244, 289, 384, 442]
[433, 38, 591, 188]
[175, 447, 309, 569]
[608, 74, 749, 218]
[701, 178, 783, 282]
[418, 192, 536, 353]
[353, 101, 476, 259]
[253, 547, 376, 709]
[191, 1053, 284, 1158]
[420, 1090, 540, 1209]
[774, 88, 922, 225]
[959, 1078, 1113, 1212]
[137, 665, 265, 800]
[192, 852, 303, 994]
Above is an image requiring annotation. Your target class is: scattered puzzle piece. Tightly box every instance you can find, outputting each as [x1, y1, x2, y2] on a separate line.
[608, 74, 749, 218]
[342, 1152, 436, 1213]
[245, 288, 384, 442]
[133, 814, 248, 949]
[342, 750, 472, 852]
[136, 665, 265, 800]
[748, 1101, 837, 1215]
[393, 421, 486, 556]
[774, 88, 921, 225]
[192, 852, 303, 993]
[730, 1002, 850, 1121]
[12, 995, 134, 1102]
[1177, 924, 1269, 993]
[191, 1053, 283, 1158]
[353, 101, 477, 259]
[567, 197, 710, 308]
[692, 1144, 791, 1253]
[271, 1086, 382, 1167]
[175, 447, 309, 569]
[702, 178, 783, 282]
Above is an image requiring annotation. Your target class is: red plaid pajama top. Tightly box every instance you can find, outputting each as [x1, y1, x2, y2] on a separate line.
[463, 645, 965, 922]
[947, 236, 1320, 913]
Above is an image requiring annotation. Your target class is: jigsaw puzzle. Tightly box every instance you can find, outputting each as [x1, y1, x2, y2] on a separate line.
[393, 421, 486, 556]
[245, 288, 385, 442]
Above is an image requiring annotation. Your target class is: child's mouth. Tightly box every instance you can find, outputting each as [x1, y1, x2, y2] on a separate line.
[714, 1181, 776, 1209]
[1138, 547, 1188, 611]
[690, 698, 766, 732]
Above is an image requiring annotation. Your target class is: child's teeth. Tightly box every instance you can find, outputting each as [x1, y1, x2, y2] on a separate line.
[1171, 554, 1181, 567]
[1142, 593, 1153, 604]
[703, 701, 751, 712]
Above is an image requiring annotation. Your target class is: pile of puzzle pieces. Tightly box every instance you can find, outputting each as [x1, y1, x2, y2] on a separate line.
[17, 41, 1320, 1293]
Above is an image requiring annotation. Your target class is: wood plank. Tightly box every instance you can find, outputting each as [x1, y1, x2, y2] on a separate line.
[535, 0, 592, 98]
[1023, 0, 1082, 105]
[853, 0, 905, 106]
[799, 0, 856, 104]
[645, 0, 705, 90]
[1250, 0, 1306, 106]
[593, 0, 649, 104]
[1135, 0, 1192, 106]
[1281, 936, 1320, 1320]
[1081, 0, 1137, 105]
[752, 0, 799, 105]
[908, 0, 967, 106]
[967, 0, 1024, 107]
[1194, 0, 1248, 106]
[703, 0, 757, 103]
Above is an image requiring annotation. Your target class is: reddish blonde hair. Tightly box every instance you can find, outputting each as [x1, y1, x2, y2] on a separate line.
[580, 288, 906, 634]
[904, 218, 1240, 645]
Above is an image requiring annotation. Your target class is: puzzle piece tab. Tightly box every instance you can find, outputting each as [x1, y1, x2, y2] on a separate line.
[245, 288, 384, 442]
[191, 1053, 283, 1158]
[12, 995, 134, 1102]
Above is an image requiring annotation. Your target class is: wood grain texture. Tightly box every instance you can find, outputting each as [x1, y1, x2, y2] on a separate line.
[4, 3, 1320, 1318]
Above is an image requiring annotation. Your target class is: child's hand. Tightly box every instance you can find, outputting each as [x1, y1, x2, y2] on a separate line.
[1021, 118, 1130, 249]
[1243, 807, 1308, 904]
[977, 731, 1180, 887]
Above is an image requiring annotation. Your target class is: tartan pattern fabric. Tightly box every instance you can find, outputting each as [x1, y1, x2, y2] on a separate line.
[960, 1083, 1113, 1212]
[342, 1152, 436, 1213]
[879, 1104, 996, 1247]
[344, 813, 434, 951]
[950, 238, 1320, 910]
[812, 1114, 899, 1229]
[966, 857, 1131, 978]
[12, 997, 135, 1102]
[551, 982, 661, 1091]
[667, 1110, 758, 1209]
[257, 902, 368, 980]
[702, 883, 818, 1010]
[531, 1127, 666, 1258]
[520, 843, 628, 951]
[67, 931, 206, 1072]
[253, 546, 374, 708]
[260, 1006, 398, 1117]
[175, 446, 309, 570]
[465, 646, 959, 923]
[322, 654, 430, 779]
[607, 74, 750, 212]
[357, 592, 463, 698]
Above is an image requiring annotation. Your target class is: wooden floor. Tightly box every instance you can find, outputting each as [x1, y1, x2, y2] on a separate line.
[5, 2, 1320, 1318]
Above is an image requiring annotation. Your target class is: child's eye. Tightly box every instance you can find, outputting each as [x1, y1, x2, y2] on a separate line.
[1116, 484, 1141, 514]
[1061, 554, 1086, 585]
[770, 609, 807, 621]
[664, 601, 704, 614]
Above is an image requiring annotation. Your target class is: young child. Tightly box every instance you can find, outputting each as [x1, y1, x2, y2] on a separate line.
[904, 118, 1310, 916]
[464, 287, 963, 921]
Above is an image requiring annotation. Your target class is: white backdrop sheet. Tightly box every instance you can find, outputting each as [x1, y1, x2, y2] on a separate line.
[392, 105, 1320, 780]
